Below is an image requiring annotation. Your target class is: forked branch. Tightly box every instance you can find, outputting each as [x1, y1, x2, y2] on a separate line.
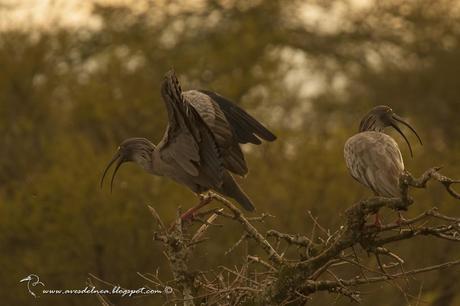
[94, 167, 460, 305]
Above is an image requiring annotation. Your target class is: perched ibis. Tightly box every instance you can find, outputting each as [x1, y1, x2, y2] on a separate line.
[101, 70, 276, 219]
[344, 105, 422, 225]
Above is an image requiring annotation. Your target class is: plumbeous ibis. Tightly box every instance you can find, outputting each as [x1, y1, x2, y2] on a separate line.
[101, 70, 276, 218]
[344, 105, 422, 225]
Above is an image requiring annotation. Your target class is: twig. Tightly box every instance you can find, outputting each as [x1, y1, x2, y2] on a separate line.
[191, 208, 223, 243]
[87, 277, 113, 306]
[148, 205, 165, 230]
[247, 255, 277, 272]
[304, 258, 460, 290]
[266, 230, 316, 248]
[211, 193, 283, 264]
[225, 233, 249, 255]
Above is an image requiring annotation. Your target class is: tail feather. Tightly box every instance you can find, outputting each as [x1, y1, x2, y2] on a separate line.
[218, 172, 255, 211]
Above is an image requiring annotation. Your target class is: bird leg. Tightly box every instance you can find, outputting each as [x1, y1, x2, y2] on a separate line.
[180, 193, 214, 222]
[395, 211, 407, 225]
[373, 212, 382, 227]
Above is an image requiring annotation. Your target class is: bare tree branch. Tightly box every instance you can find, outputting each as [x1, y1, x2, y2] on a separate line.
[93, 167, 460, 306]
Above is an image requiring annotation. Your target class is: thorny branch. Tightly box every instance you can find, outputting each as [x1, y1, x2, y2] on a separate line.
[94, 167, 460, 305]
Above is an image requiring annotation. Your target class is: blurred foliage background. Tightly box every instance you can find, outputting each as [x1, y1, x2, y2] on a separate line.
[1, 0, 460, 305]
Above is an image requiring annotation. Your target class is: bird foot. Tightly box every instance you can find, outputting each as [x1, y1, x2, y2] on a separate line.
[364, 213, 383, 228]
[179, 206, 202, 223]
[394, 211, 415, 232]
[168, 210, 196, 231]
[374, 213, 383, 227]
[178, 193, 215, 224]
[198, 192, 214, 205]
[395, 212, 407, 226]
[180, 211, 196, 223]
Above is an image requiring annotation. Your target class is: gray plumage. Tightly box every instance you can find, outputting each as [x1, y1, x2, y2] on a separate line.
[101, 70, 276, 211]
[344, 105, 422, 198]
[345, 132, 404, 197]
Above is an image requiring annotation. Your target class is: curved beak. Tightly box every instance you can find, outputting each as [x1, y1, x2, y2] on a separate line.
[390, 114, 423, 158]
[100, 151, 125, 192]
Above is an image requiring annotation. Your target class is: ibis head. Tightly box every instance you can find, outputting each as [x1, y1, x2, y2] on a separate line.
[100, 137, 155, 191]
[359, 105, 422, 157]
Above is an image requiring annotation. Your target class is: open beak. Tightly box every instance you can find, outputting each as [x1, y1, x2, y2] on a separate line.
[390, 114, 423, 158]
[100, 151, 125, 192]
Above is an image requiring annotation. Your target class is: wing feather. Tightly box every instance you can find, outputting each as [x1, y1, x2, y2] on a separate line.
[344, 132, 404, 197]
[197, 90, 276, 144]
[185, 90, 249, 176]
[159, 71, 223, 186]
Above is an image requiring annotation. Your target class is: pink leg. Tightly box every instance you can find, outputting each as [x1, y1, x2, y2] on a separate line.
[180, 194, 213, 222]
[395, 211, 406, 225]
[373, 212, 382, 227]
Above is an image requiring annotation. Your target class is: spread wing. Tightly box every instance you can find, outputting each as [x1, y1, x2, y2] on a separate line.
[197, 90, 277, 145]
[184, 90, 248, 176]
[158, 71, 223, 186]
[344, 132, 405, 197]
